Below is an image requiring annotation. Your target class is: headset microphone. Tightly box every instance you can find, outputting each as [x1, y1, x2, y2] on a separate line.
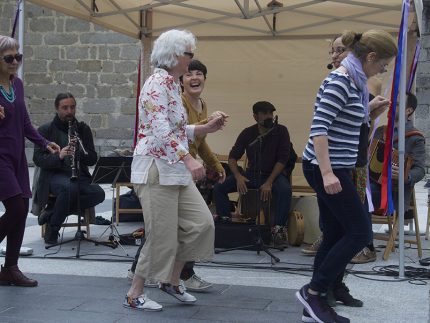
[327, 62, 333, 70]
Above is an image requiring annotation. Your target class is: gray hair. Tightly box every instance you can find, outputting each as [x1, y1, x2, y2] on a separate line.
[150, 29, 196, 69]
[0, 35, 19, 55]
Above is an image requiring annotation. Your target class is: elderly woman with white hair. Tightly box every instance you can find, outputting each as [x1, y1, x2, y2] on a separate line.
[123, 29, 225, 312]
[0, 35, 59, 287]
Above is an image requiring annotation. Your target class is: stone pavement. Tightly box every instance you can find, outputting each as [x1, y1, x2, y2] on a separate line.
[0, 169, 430, 323]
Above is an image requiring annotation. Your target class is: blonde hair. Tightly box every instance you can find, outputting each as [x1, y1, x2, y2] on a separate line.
[0, 35, 19, 55]
[342, 29, 397, 61]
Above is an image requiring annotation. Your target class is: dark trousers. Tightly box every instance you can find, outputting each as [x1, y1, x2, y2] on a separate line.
[49, 172, 105, 227]
[302, 161, 371, 293]
[213, 171, 292, 226]
[131, 238, 195, 280]
[0, 195, 29, 267]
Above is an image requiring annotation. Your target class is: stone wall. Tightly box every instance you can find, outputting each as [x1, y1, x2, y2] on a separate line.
[416, 0, 430, 171]
[0, 0, 140, 161]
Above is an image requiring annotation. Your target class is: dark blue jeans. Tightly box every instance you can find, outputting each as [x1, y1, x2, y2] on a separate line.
[49, 172, 105, 227]
[302, 161, 371, 293]
[213, 171, 292, 226]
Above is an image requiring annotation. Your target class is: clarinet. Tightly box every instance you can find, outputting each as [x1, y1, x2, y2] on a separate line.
[68, 120, 78, 180]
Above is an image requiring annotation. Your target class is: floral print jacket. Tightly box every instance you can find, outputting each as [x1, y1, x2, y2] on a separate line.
[134, 68, 194, 164]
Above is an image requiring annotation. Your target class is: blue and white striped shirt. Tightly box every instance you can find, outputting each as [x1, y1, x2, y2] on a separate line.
[303, 71, 365, 168]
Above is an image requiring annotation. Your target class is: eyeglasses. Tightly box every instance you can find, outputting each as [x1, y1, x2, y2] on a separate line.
[329, 47, 346, 55]
[183, 52, 194, 59]
[2, 54, 23, 64]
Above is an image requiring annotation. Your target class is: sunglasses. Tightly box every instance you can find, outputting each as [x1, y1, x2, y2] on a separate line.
[183, 52, 194, 59]
[2, 54, 23, 64]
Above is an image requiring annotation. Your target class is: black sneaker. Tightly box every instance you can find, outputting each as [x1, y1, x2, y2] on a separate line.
[302, 308, 350, 323]
[38, 209, 53, 226]
[296, 284, 342, 323]
[326, 289, 337, 307]
[333, 283, 363, 307]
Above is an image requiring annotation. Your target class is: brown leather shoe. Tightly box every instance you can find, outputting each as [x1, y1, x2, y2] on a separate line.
[0, 265, 38, 287]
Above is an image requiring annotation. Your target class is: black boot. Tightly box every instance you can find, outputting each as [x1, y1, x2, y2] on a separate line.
[44, 225, 60, 245]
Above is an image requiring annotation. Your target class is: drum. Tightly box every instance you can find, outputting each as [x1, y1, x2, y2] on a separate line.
[287, 210, 304, 246]
[290, 195, 321, 244]
[239, 189, 272, 225]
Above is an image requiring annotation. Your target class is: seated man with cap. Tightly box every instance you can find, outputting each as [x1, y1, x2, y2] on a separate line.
[213, 101, 292, 247]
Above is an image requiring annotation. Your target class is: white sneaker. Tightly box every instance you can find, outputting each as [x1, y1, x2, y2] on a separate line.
[123, 294, 163, 311]
[183, 274, 213, 292]
[159, 282, 197, 303]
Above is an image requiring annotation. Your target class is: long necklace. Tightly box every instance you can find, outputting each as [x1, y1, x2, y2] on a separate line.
[0, 83, 15, 103]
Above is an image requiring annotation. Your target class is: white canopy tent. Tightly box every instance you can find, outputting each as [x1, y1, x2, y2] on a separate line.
[22, 0, 424, 275]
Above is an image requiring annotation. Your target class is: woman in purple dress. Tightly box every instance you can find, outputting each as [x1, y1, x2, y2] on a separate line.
[0, 35, 59, 287]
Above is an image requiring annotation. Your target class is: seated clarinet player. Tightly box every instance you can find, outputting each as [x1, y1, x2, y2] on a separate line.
[32, 93, 105, 245]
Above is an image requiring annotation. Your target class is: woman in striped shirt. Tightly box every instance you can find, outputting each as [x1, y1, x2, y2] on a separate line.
[296, 30, 397, 323]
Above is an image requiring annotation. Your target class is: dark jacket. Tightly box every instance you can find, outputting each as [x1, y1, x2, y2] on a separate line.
[31, 116, 98, 215]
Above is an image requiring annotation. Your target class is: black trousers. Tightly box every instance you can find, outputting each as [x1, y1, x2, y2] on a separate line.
[48, 172, 105, 227]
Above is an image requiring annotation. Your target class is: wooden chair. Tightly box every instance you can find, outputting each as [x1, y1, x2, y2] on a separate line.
[425, 192, 430, 240]
[372, 189, 422, 260]
[41, 195, 93, 239]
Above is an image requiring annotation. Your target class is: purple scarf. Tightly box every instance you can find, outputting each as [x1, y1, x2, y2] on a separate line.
[341, 53, 369, 123]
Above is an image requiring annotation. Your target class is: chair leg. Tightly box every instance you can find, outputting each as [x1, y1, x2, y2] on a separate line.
[383, 214, 399, 261]
[413, 211, 422, 259]
[426, 198, 430, 240]
[41, 224, 46, 238]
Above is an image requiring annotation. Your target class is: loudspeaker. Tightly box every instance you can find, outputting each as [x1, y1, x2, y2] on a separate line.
[214, 222, 271, 250]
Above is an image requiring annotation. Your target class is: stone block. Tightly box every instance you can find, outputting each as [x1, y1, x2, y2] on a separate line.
[24, 46, 34, 58]
[24, 33, 43, 45]
[114, 61, 138, 74]
[2, 3, 15, 18]
[108, 47, 120, 60]
[0, 18, 11, 33]
[29, 18, 55, 32]
[107, 114, 134, 128]
[44, 34, 78, 45]
[82, 98, 118, 114]
[100, 73, 129, 85]
[98, 47, 108, 59]
[25, 60, 48, 73]
[120, 100, 137, 115]
[89, 73, 99, 84]
[65, 18, 90, 32]
[80, 32, 136, 45]
[86, 85, 96, 98]
[49, 60, 77, 72]
[67, 84, 86, 97]
[27, 98, 53, 114]
[77, 60, 102, 72]
[66, 47, 89, 59]
[97, 86, 112, 98]
[25, 73, 53, 84]
[95, 128, 134, 139]
[33, 47, 60, 60]
[89, 47, 97, 59]
[89, 115, 102, 128]
[417, 76, 430, 88]
[34, 84, 68, 99]
[112, 85, 134, 98]
[26, 3, 51, 18]
[416, 105, 430, 119]
[102, 61, 114, 73]
[63, 72, 89, 84]
[56, 18, 65, 33]
[120, 45, 140, 59]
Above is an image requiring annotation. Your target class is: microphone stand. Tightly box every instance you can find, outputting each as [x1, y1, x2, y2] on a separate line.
[215, 121, 281, 264]
[46, 125, 115, 257]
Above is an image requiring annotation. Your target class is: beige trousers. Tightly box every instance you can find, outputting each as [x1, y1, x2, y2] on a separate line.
[134, 163, 214, 283]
